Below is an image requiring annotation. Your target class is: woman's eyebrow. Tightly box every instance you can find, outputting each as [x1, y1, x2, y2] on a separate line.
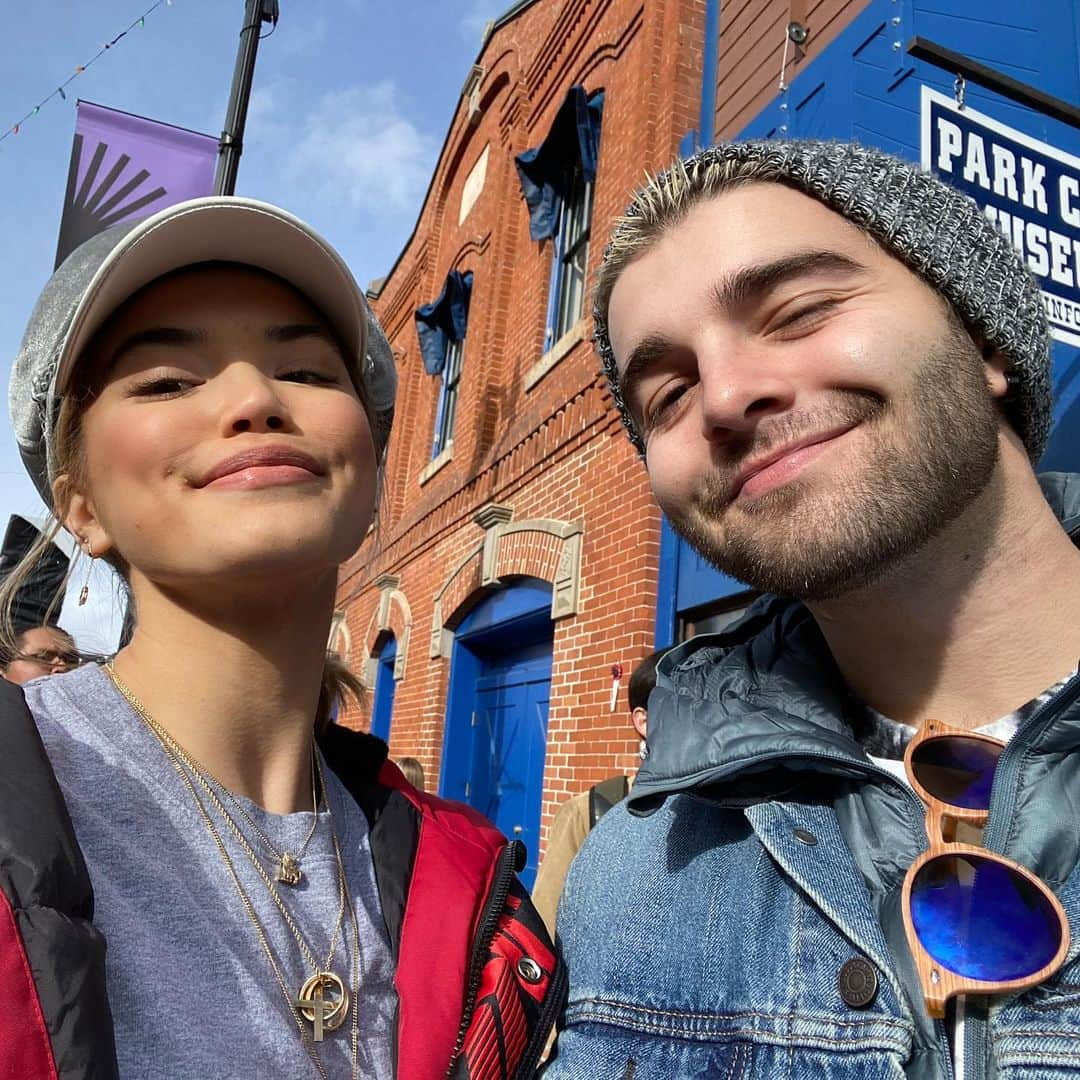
[109, 326, 207, 369]
[265, 323, 337, 344]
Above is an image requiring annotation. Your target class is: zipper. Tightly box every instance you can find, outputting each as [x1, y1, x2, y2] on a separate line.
[445, 840, 522, 1078]
[515, 948, 569, 1078]
[961, 671, 1080, 1080]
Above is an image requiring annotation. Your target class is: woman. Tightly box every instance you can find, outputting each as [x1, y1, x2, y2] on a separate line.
[2, 197, 563, 1080]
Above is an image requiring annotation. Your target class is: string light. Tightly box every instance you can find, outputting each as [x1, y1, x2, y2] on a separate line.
[0, 1, 172, 147]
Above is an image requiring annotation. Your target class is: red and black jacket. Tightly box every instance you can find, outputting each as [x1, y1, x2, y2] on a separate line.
[0, 678, 566, 1079]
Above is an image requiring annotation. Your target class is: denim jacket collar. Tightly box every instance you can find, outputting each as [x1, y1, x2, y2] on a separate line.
[631, 472, 1080, 819]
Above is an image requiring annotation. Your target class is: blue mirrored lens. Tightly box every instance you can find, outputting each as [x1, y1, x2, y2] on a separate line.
[911, 854, 1061, 981]
[910, 736, 1001, 809]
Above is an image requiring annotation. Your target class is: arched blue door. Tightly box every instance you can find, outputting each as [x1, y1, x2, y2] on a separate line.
[440, 579, 553, 889]
[371, 634, 397, 744]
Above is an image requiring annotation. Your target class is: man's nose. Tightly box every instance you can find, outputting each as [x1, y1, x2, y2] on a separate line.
[697, 339, 796, 441]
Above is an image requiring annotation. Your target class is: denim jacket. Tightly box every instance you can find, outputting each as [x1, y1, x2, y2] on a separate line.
[545, 474, 1080, 1080]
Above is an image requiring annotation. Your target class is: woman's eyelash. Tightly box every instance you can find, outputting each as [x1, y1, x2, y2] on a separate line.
[129, 376, 192, 396]
[280, 370, 339, 385]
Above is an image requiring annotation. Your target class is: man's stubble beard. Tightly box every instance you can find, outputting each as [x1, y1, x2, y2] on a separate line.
[663, 324, 1001, 602]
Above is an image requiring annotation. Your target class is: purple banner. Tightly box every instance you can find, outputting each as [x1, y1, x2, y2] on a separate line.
[55, 100, 218, 267]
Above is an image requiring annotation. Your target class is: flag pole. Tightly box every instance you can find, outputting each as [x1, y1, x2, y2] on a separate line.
[214, 0, 279, 196]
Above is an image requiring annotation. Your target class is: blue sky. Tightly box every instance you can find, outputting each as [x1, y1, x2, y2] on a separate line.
[0, 0, 510, 650]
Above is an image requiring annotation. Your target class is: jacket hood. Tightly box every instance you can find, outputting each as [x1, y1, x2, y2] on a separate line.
[630, 471, 1080, 813]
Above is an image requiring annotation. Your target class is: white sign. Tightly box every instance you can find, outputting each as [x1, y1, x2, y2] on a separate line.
[921, 86, 1080, 348]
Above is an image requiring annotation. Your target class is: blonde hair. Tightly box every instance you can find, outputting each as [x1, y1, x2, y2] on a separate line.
[395, 756, 425, 792]
[593, 153, 800, 334]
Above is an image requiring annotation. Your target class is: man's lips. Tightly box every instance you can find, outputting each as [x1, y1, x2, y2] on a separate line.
[194, 445, 325, 489]
[732, 424, 859, 500]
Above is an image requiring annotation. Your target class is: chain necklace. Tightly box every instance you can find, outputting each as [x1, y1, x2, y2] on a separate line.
[103, 664, 362, 1079]
[213, 753, 320, 886]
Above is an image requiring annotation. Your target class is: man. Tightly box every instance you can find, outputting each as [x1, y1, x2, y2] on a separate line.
[545, 141, 1080, 1079]
[2, 624, 78, 684]
[532, 650, 661, 937]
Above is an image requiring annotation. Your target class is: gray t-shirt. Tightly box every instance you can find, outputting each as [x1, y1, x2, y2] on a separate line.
[27, 663, 396, 1079]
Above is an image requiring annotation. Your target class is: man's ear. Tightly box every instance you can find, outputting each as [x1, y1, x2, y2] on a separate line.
[977, 336, 1010, 401]
[55, 475, 113, 558]
[631, 705, 648, 741]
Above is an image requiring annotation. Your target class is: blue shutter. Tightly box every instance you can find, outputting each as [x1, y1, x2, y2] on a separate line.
[515, 87, 604, 241]
[414, 270, 473, 376]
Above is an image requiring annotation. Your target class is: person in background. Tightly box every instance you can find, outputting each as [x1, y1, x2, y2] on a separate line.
[532, 650, 662, 937]
[395, 756, 426, 792]
[545, 141, 1080, 1078]
[1, 623, 79, 684]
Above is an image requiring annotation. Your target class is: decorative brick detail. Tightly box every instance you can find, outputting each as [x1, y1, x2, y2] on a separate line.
[430, 542, 486, 657]
[428, 513, 584, 660]
[361, 576, 413, 684]
[494, 519, 584, 618]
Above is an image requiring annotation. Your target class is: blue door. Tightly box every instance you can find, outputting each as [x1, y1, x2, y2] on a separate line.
[440, 580, 554, 889]
[371, 635, 396, 743]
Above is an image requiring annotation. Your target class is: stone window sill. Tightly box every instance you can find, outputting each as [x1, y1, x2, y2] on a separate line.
[419, 441, 454, 486]
[525, 318, 589, 391]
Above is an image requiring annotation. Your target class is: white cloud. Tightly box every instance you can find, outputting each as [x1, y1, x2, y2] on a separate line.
[282, 82, 437, 216]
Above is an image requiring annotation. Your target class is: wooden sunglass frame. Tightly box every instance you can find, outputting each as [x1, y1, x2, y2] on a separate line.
[900, 719, 1070, 1019]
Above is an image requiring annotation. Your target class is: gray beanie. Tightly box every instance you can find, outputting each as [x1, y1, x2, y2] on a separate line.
[10, 197, 397, 509]
[594, 140, 1053, 462]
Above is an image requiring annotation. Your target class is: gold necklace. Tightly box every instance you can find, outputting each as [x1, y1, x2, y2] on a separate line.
[213, 754, 320, 886]
[104, 663, 362, 1077]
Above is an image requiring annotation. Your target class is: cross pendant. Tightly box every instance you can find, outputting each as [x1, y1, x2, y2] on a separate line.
[294, 985, 333, 1042]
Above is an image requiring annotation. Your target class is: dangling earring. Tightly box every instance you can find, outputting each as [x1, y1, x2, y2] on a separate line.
[78, 540, 94, 606]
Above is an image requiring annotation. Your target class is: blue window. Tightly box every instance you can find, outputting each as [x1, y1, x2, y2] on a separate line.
[432, 335, 463, 458]
[547, 165, 594, 348]
[515, 85, 604, 350]
[414, 269, 473, 459]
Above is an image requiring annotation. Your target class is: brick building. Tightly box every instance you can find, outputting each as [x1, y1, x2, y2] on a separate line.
[336, 0, 1080, 886]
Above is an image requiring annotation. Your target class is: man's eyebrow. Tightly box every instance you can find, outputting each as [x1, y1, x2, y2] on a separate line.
[713, 250, 867, 313]
[618, 333, 678, 417]
[265, 323, 337, 345]
[616, 251, 866, 415]
[109, 327, 207, 369]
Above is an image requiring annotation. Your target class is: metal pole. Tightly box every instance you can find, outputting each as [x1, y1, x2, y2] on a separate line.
[214, 0, 279, 196]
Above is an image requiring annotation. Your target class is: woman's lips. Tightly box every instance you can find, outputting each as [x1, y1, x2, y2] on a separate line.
[203, 464, 322, 490]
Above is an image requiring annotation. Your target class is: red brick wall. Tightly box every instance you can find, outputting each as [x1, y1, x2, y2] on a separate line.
[335, 0, 870, 851]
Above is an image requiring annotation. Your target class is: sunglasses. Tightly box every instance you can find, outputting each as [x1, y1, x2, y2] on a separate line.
[901, 719, 1070, 1018]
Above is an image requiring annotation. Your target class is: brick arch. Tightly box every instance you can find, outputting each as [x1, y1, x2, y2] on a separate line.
[328, 611, 353, 662]
[429, 510, 584, 658]
[447, 234, 491, 274]
[573, 7, 643, 87]
[360, 574, 413, 687]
